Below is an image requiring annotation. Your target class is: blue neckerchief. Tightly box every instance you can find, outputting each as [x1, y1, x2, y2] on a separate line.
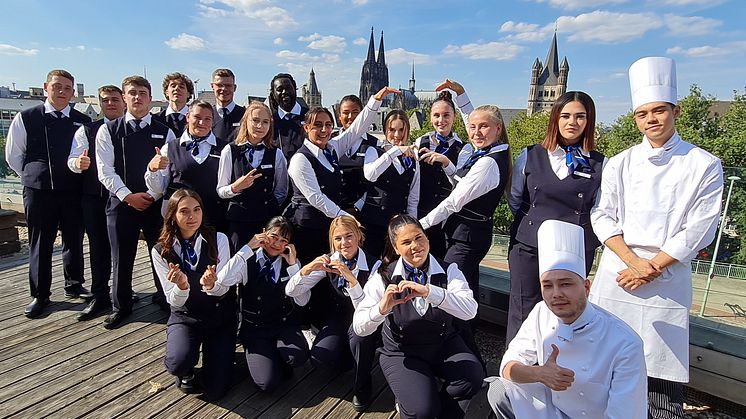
[179, 236, 198, 272]
[462, 143, 501, 170]
[259, 256, 276, 283]
[322, 147, 340, 171]
[402, 260, 427, 285]
[185, 135, 208, 156]
[239, 142, 265, 164]
[433, 132, 452, 154]
[562, 145, 592, 174]
[401, 155, 414, 171]
[337, 253, 358, 288]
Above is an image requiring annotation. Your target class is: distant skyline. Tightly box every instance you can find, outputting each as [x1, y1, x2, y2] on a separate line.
[1, 0, 744, 123]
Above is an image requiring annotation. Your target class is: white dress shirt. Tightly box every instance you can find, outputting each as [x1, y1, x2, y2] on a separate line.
[215, 142, 289, 204]
[5, 100, 75, 176]
[509, 146, 608, 214]
[216, 101, 236, 118]
[362, 144, 421, 217]
[277, 102, 302, 120]
[212, 244, 302, 303]
[420, 144, 509, 230]
[589, 132, 723, 381]
[287, 96, 382, 220]
[144, 130, 220, 197]
[95, 112, 177, 201]
[150, 232, 231, 307]
[165, 104, 189, 118]
[497, 302, 647, 419]
[352, 255, 478, 337]
[285, 250, 378, 307]
[67, 118, 112, 173]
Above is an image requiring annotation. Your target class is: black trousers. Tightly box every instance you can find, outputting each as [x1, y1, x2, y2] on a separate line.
[242, 325, 309, 392]
[23, 187, 84, 299]
[81, 194, 111, 299]
[348, 324, 381, 394]
[648, 377, 684, 419]
[310, 317, 354, 370]
[228, 220, 266, 255]
[379, 334, 484, 419]
[106, 197, 163, 313]
[164, 317, 237, 399]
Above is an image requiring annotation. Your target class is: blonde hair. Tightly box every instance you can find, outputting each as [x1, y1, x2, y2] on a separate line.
[328, 215, 365, 252]
[235, 101, 274, 147]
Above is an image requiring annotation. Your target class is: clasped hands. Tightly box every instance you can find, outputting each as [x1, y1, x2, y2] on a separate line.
[617, 256, 662, 290]
[378, 281, 429, 315]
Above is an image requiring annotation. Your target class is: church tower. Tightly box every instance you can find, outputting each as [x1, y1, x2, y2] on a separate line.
[409, 61, 416, 93]
[527, 31, 569, 115]
[359, 27, 389, 103]
[301, 68, 322, 107]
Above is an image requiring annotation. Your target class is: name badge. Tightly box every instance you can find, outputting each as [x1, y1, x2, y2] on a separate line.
[260, 164, 273, 169]
[73, 122, 83, 127]
[232, 122, 241, 127]
[356, 152, 366, 157]
[453, 175, 463, 183]
[574, 171, 591, 179]
[209, 154, 221, 158]
[151, 134, 164, 139]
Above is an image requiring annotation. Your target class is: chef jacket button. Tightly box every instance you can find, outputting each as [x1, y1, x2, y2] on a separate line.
[533, 186, 538, 190]
[257, 296, 261, 301]
[382, 206, 386, 210]
[579, 392, 584, 397]
[578, 192, 584, 198]
[442, 323, 446, 327]
[215, 303, 219, 307]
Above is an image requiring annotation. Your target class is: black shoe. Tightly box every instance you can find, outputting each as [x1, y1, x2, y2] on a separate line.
[103, 310, 130, 330]
[65, 284, 94, 300]
[175, 374, 199, 394]
[352, 386, 371, 412]
[24, 297, 50, 318]
[77, 298, 112, 321]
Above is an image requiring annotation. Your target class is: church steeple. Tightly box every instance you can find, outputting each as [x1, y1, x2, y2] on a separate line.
[543, 30, 560, 79]
[409, 61, 416, 92]
[376, 31, 386, 65]
[366, 27, 376, 63]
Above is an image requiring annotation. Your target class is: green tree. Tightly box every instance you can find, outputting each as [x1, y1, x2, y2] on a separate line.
[505, 111, 549, 159]
[677, 84, 720, 145]
[595, 111, 639, 157]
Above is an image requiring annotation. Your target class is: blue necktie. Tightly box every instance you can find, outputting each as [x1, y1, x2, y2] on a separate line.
[180, 237, 198, 272]
[185, 135, 207, 156]
[401, 156, 414, 171]
[240, 143, 265, 164]
[434, 132, 451, 154]
[463, 144, 500, 171]
[259, 257, 276, 283]
[402, 261, 427, 285]
[53, 111, 64, 119]
[563, 145, 592, 173]
[322, 147, 339, 171]
[337, 255, 358, 287]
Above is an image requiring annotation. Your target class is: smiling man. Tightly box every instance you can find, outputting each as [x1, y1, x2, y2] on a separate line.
[153, 72, 194, 137]
[487, 220, 647, 419]
[210, 68, 244, 148]
[268, 73, 307, 161]
[589, 57, 724, 418]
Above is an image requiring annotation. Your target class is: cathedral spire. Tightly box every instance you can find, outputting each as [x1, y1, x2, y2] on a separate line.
[308, 67, 319, 95]
[543, 30, 560, 77]
[366, 27, 376, 63]
[376, 30, 386, 65]
[409, 61, 416, 92]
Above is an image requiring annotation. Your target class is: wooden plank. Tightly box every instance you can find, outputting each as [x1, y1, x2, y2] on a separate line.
[0, 227, 18, 242]
[323, 365, 392, 419]
[188, 356, 260, 419]
[290, 369, 354, 418]
[79, 370, 175, 419]
[256, 366, 340, 418]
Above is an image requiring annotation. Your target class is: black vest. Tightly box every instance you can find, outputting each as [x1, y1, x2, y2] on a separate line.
[272, 105, 308, 161]
[416, 133, 465, 218]
[512, 145, 604, 251]
[360, 145, 416, 227]
[81, 119, 107, 198]
[239, 254, 300, 329]
[153, 108, 186, 137]
[289, 145, 344, 230]
[212, 104, 245, 148]
[225, 144, 280, 223]
[106, 117, 170, 195]
[338, 134, 378, 209]
[19, 105, 91, 191]
[166, 138, 224, 227]
[308, 249, 374, 325]
[153, 233, 236, 327]
[380, 258, 456, 355]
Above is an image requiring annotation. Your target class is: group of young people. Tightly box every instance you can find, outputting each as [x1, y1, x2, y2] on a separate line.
[4, 55, 724, 418]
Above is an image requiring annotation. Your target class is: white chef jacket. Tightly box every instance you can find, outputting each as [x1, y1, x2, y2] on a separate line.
[497, 302, 647, 419]
[589, 132, 723, 381]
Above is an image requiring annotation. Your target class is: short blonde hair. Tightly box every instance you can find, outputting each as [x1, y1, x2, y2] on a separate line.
[328, 215, 365, 252]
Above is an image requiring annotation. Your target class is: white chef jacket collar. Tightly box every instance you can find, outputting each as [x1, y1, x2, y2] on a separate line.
[44, 100, 71, 117]
[556, 302, 597, 342]
[277, 102, 302, 119]
[393, 254, 445, 281]
[331, 249, 370, 272]
[642, 131, 681, 151]
[166, 104, 189, 116]
[179, 130, 217, 147]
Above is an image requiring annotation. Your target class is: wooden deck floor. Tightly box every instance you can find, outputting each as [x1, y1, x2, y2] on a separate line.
[0, 244, 494, 419]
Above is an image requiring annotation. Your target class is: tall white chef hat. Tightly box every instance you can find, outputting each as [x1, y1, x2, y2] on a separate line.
[537, 220, 586, 279]
[629, 56, 677, 111]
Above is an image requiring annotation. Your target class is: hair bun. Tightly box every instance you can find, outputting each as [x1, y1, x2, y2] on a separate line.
[437, 90, 453, 101]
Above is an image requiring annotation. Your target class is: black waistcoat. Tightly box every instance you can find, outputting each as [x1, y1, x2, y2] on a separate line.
[338, 134, 378, 208]
[308, 249, 374, 325]
[166, 138, 224, 224]
[289, 145, 344, 230]
[416, 134, 464, 218]
[512, 145, 604, 250]
[153, 233, 236, 327]
[212, 104, 245, 149]
[239, 255, 300, 329]
[360, 145, 415, 227]
[380, 258, 456, 355]
[19, 104, 91, 191]
[272, 106, 308, 161]
[106, 117, 170, 195]
[225, 144, 280, 223]
[81, 119, 107, 198]
[153, 109, 186, 137]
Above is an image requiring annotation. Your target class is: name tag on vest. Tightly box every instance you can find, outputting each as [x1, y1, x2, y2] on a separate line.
[73, 122, 83, 126]
[151, 134, 164, 139]
[260, 164, 273, 169]
[209, 153, 221, 158]
[573, 171, 591, 179]
[356, 152, 366, 157]
[232, 122, 241, 127]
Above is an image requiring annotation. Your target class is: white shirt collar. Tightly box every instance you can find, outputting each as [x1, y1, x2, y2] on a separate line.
[216, 101, 236, 115]
[44, 100, 70, 117]
[178, 130, 217, 147]
[330, 249, 370, 272]
[642, 131, 681, 151]
[125, 112, 152, 125]
[392, 254, 445, 280]
[549, 145, 590, 157]
[166, 104, 189, 116]
[277, 102, 302, 119]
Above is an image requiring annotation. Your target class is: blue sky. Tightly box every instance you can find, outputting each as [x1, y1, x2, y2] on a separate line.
[1, 0, 744, 123]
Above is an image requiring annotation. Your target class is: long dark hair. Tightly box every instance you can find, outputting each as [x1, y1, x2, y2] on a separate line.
[378, 214, 426, 278]
[541, 91, 596, 151]
[158, 189, 217, 263]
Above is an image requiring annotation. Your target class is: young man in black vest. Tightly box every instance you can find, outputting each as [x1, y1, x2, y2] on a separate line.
[68, 85, 126, 320]
[153, 72, 193, 137]
[5, 69, 92, 318]
[95, 76, 177, 329]
[268, 73, 307, 161]
[211, 68, 244, 148]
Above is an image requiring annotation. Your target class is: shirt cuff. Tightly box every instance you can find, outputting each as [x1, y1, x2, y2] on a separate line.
[347, 282, 364, 301]
[147, 190, 163, 201]
[286, 263, 301, 277]
[236, 245, 256, 261]
[369, 306, 387, 323]
[115, 187, 133, 202]
[660, 240, 690, 263]
[455, 92, 471, 109]
[205, 282, 226, 296]
[443, 161, 456, 176]
[67, 158, 82, 173]
[367, 96, 382, 111]
[425, 284, 446, 307]
[386, 146, 403, 158]
[593, 223, 623, 245]
[420, 217, 432, 231]
[218, 185, 239, 199]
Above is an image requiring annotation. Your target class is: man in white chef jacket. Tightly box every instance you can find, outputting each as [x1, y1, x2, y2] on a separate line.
[488, 220, 648, 419]
[589, 56, 724, 418]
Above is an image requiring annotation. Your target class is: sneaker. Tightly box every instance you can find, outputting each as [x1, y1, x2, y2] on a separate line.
[175, 374, 199, 394]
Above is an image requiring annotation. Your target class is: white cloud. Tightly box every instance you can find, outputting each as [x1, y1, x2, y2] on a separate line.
[667, 41, 746, 58]
[663, 0, 724, 5]
[49, 45, 87, 52]
[165, 33, 206, 51]
[664, 14, 721, 36]
[276, 50, 341, 64]
[353, 37, 367, 46]
[532, 0, 627, 9]
[500, 21, 552, 42]
[352, 0, 369, 4]
[298, 33, 346, 52]
[0, 43, 38, 56]
[199, 0, 297, 29]
[557, 11, 663, 43]
[273, 37, 284, 45]
[385, 48, 434, 65]
[443, 41, 523, 61]
[500, 21, 540, 33]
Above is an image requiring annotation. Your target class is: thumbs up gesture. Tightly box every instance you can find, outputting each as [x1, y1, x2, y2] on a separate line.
[148, 146, 170, 172]
[76, 149, 91, 171]
[540, 344, 575, 391]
